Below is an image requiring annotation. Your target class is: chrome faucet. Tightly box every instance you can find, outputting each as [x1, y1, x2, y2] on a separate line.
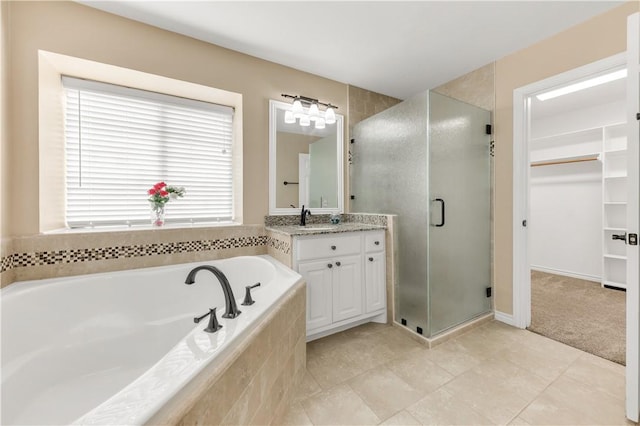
[184, 265, 241, 319]
[300, 205, 311, 226]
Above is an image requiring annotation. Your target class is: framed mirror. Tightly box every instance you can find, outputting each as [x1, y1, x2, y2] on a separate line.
[269, 99, 344, 215]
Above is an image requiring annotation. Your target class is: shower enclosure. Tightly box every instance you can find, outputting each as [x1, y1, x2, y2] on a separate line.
[352, 90, 491, 337]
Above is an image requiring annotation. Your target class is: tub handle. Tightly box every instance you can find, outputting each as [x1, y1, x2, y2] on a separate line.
[242, 282, 261, 306]
[327, 263, 333, 268]
[194, 308, 223, 333]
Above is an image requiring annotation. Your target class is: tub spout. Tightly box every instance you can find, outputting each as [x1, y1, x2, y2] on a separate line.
[185, 265, 241, 319]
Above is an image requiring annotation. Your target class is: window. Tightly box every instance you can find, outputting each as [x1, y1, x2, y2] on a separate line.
[63, 77, 234, 227]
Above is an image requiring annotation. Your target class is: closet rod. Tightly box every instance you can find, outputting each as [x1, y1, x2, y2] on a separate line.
[530, 154, 600, 168]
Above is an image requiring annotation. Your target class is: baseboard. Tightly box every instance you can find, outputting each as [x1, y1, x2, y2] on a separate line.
[494, 310, 516, 327]
[530, 265, 600, 283]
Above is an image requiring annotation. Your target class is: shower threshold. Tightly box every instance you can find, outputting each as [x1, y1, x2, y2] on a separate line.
[392, 311, 495, 349]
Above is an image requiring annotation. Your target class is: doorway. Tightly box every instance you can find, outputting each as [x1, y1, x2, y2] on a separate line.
[512, 31, 640, 420]
[527, 70, 627, 364]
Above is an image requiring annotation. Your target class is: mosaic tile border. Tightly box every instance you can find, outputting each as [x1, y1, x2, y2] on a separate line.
[0, 236, 268, 273]
[266, 236, 291, 255]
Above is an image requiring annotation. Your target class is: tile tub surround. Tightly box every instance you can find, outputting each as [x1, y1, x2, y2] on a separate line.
[0, 225, 271, 287]
[282, 320, 629, 425]
[148, 280, 307, 426]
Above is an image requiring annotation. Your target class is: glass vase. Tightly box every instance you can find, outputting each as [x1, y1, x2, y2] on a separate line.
[150, 203, 165, 227]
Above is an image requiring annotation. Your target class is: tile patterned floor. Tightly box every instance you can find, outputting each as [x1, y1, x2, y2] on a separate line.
[282, 320, 632, 425]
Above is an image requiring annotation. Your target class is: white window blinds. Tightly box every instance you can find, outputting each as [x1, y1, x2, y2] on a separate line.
[63, 77, 234, 228]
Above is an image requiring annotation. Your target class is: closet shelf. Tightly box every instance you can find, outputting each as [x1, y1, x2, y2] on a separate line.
[605, 148, 628, 156]
[604, 201, 627, 205]
[531, 122, 626, 144]
[604, 175, 627, 179]
[604, 254, 627, 261]
[530, 153, 600, 168]
[604, 227, 627, 232]
[602, 280, 627, 290]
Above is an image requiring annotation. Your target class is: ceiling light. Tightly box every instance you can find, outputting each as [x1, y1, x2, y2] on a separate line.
[281, 94, 339, 128]
[536, 69, 627, 101]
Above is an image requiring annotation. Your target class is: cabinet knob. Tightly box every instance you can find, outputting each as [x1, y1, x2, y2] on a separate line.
[327, 263, 333, 268]
[374, 241, 380, 245]
[335, 261, 341, 266]
[369, 257, 374, 262]
[331, 245, 337, 250]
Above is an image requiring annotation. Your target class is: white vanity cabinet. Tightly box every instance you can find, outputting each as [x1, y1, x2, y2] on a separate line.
[293, 230, 386, 340]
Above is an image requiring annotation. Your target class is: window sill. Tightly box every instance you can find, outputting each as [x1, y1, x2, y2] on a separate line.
[42, 221, 243, 235]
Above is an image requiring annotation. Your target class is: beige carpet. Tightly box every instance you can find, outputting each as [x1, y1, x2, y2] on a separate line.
[528, 270, 625, 365]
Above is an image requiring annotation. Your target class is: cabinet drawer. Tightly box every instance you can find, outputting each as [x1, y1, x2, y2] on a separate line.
[364, 231, 385, 253]
[297, 234, 361, 261]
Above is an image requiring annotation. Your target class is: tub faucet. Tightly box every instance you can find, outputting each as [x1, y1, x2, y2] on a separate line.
[300, 205, 311, 226]
[184, 265, 241, 319]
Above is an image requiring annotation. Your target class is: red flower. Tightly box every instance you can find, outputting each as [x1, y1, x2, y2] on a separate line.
[159, 190, 169, 197]
[148, 188, 157, 195]
[154, 182, 166, 190]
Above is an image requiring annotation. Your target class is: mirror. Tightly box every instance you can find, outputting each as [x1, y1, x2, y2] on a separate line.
[269, 99, 344, 215]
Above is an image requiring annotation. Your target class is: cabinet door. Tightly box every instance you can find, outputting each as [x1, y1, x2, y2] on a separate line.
[299, 260, 333, 331]
[332, 255, 363, 322]
[365, 252, 386, 313]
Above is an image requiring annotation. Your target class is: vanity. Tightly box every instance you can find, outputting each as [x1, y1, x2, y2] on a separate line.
[266, 98, 390, 341]
[266, 224, 387, 341]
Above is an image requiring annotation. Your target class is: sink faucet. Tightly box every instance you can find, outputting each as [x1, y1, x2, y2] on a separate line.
[300, 205, 311, 226]
[184, 265, 241, 319]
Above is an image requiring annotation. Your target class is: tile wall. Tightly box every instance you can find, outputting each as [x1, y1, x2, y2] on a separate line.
[348, 85, 402, 133]
[0, 225, 268, 288]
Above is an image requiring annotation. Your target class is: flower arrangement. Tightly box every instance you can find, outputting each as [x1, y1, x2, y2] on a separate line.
[147, 182, 186, 226]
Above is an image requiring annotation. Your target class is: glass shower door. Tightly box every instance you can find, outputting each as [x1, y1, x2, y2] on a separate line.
[427, 92, 492, 336]
[351, 92, 430, 333]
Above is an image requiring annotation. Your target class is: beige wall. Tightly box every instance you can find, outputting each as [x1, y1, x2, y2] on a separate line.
[493, 2, 639, 314]
[1, 1, 9, 247]
[4, 1, 348, 237]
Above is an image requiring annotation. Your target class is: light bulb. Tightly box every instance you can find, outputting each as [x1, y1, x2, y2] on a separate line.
[299, 115, 311, 127]
[284, 110, 296, 124]
[324, 106, 336, 124]
[315, 118, 326, 129]
[308, 102, 320, 121]
[292, 98, 304, 118]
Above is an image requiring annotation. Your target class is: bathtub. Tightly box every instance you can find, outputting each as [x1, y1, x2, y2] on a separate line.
[1, 255, 303, 425]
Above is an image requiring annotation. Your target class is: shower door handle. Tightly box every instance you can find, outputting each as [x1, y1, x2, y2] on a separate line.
[434, 198, 445, 227]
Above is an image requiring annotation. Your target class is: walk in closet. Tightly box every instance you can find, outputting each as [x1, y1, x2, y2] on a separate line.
[529, 73, 627, 289]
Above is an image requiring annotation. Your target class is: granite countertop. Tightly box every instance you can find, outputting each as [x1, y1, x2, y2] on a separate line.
[265, 222, 386, 236]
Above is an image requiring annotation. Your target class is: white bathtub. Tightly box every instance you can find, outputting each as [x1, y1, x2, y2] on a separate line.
[1, 255, 302, 425]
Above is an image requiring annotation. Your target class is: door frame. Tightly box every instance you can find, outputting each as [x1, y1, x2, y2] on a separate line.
[512, 52, 626, 329]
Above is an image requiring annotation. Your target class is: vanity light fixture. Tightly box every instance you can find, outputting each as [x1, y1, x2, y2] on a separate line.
[281, 94, 338, 129]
